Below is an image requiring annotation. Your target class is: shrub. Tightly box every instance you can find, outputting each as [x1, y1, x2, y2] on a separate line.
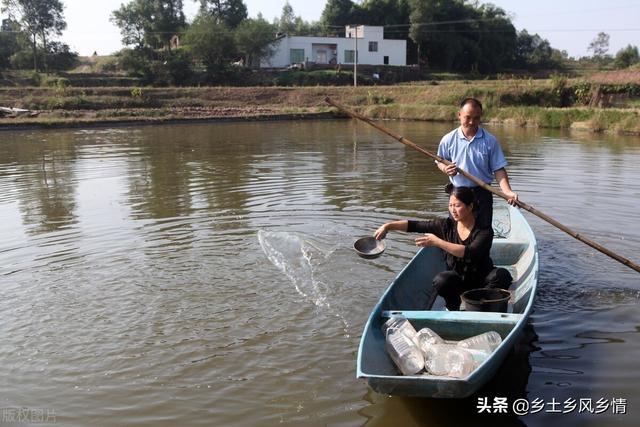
[571, 81, 592, 105]
[550, 73, 571, 106]
[131, 87, 143, 98]
[29, 70, 42, 86]
[117, 48, 154, 83]
[94, 56, 119, 73]
[165, 50, 194, 86]
[367, 91, 394, 105]
[44, 76, 69, 93]
[46, 42, 79, 71]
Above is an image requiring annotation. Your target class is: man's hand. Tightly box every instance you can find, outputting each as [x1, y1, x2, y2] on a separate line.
[504, 190, 519, 206]
[495, 168, 518, 206]
[443, 163, 458, 177]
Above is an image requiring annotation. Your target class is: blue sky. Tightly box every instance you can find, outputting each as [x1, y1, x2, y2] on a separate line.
[2, 0, 638, 58]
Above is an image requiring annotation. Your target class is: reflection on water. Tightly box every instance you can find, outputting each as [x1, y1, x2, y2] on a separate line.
[0, 121, 639, 426]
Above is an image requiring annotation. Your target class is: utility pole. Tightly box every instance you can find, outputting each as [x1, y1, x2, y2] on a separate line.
[353, 25, 358, 87]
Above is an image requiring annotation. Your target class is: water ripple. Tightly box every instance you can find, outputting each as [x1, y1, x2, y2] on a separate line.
[0, 122, 638, 426]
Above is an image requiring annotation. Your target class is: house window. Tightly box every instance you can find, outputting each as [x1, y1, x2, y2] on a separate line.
[369, 41, 378, 52]
[290, 49, 305, 64]
[344, 50, 357, 63]
[384, 56, 389, 65]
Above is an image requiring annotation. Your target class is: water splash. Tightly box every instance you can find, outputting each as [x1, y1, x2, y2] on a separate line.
[257, 230, 349, 333]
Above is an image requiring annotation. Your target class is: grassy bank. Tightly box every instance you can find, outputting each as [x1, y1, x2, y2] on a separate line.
[1, 79, 639, 134]
[362, 104, 640, 134]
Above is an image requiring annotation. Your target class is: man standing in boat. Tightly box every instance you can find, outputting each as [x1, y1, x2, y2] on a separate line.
[436, 98, 518, 229]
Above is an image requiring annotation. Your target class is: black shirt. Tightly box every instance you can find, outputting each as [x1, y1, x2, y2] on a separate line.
[407, 217, 494, 284]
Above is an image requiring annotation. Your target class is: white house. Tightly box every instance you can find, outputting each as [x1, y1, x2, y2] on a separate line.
[261, 25, 407, 68]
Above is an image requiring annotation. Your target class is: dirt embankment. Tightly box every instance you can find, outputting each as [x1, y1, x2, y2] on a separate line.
[588, 69, 640, 85]
[0, 86, 448, 125]
[0, 82, 638, 134]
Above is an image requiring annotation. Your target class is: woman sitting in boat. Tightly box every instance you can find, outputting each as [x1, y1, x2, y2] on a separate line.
[373, 184, 512, 311]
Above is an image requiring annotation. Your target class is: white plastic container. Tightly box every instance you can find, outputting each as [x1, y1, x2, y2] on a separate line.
[423, 344, 454, 376]
[384, 328, 425, 375]
[444, 347, 475, 378]
[416, 327, 444, 355]
[456, 331, 502, 354]
[382, 315, 420, 347]
[423, 344, 475, 378]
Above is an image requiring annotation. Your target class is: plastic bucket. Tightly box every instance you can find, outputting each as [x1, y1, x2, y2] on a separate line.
[461, 288, 511, 313]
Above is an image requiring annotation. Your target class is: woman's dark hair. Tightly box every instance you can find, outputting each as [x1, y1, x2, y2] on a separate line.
[445, 183, 475, 208]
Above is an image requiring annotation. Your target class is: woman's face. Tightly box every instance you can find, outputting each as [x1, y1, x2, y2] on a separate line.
[449, 195, 473, 222]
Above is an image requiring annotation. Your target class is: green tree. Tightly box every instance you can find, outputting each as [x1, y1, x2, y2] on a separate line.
[111, 0, 185, 52]
[151, 0, 185, 51]
[613, 44, 639, 69]
[42, 41, 77, 70]
[514, 30, 559, 70]
[273, 2, 322, 36]
[9, 41, 77, 71]
[409, 0, 475, 70]
[548, 48, 568, 70]
[407, 0, 564, 72]
[183, 13, 235, 78]
[0, 34, 17, 70]
[1, 0, 66, 71]
[294, 19, 324, 36]
[471, 4, 517, 73]
[117, 46, 155, 80]
[0, 19, 23, 70]
[588, 32, 610, 63]
[360, 0, 410, 26]
[321, 0, 358, 30]
[235, 16, 276, 67]
[198, 0, 247, 28]
[111, 1, 147, 49]
[277, 1, 296, 34]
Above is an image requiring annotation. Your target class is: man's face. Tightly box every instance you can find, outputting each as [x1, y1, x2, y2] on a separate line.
[458, 103, 482, 135]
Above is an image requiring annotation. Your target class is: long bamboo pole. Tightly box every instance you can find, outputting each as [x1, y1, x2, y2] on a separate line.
[325, 97, 640, 274]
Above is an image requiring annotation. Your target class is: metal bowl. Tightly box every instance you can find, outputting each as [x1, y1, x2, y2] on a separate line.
[354, 236, 386, 259]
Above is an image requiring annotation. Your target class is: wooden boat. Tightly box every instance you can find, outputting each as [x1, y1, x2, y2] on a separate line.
[356, 204, 538, 398]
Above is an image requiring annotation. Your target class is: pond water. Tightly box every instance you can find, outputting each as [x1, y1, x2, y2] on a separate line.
[0, 119, 638, 426]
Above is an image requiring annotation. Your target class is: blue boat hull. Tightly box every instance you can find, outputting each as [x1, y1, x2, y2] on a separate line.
[356, 205, 539, 398]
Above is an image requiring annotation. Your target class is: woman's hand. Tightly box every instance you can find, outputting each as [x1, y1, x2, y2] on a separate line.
[374, 224, 388, 240]
[373, 220, 409, 240]
[415, 233, 441, 248]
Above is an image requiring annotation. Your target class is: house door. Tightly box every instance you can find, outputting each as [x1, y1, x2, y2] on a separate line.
[317, 50, 327, 64]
